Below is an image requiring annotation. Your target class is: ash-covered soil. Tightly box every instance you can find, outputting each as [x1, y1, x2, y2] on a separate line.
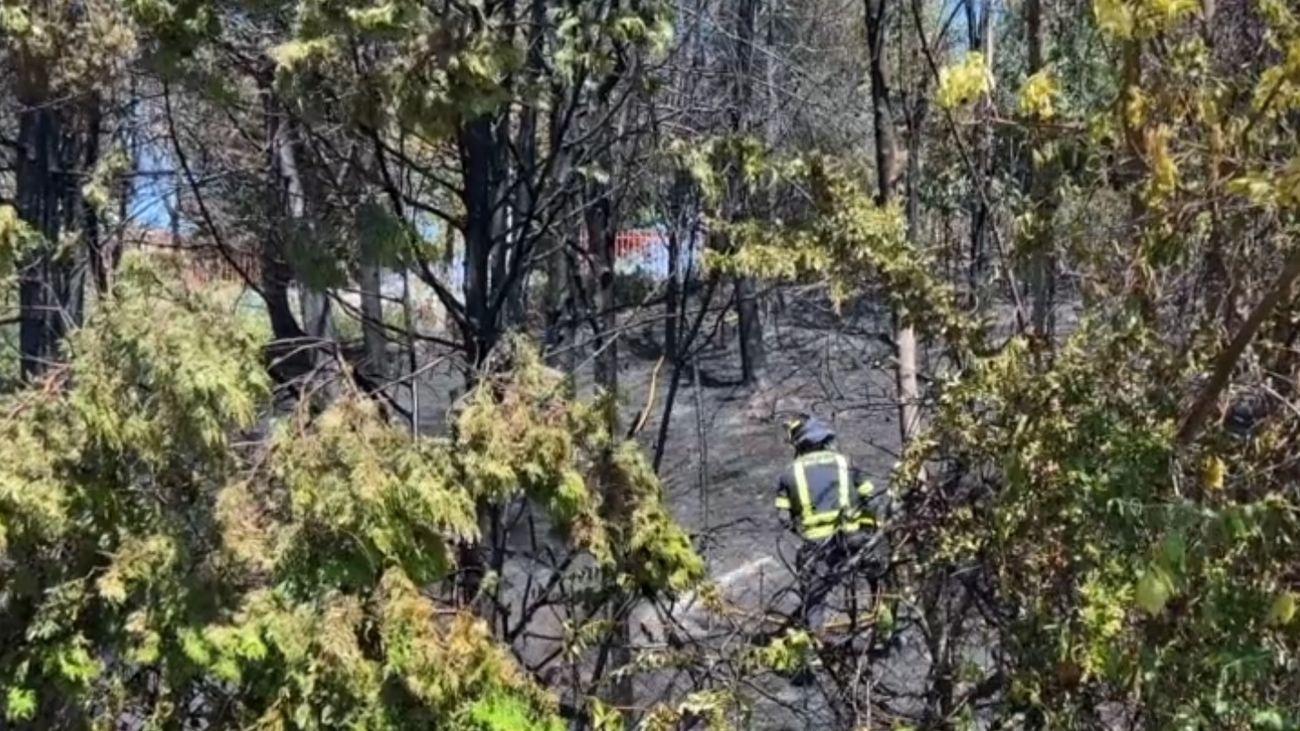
[391, 293, 1039, 728]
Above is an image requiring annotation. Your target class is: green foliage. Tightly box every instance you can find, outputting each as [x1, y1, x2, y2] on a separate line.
[468, 692, 565, 731]
[263, 0, 672, 143]
[4, 687, 36, 722]
[641, 690, 737, 731]
[667, 135, 768, 209]
[283, 222, 350, 290]
[745, 629, 820, 674]
[882, 5, 1300, 715]
[5, 0, 140, 93]
[1093, 0, 1198, 40]
[906, 312, 1300, 725]
[357, 199, 421, 269]
[869, 0, 1300, 717]
[607, 441, 707, 594]
[80, 146, 131, 225]
[0, 260, 700, 727]
[0, 204, 42, 276]
[707, 155, 972, 346]
[1018, 69, 1060, 120]
[552, 2, 674, 81]
[457, 343, 705, 596]
[69, 257, 269, 464]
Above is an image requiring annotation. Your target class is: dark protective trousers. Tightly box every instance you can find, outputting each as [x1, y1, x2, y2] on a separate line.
[794, 530, 882, 629]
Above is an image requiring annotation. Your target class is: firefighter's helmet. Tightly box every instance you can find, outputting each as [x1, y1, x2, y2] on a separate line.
[785, 414, 835, 451]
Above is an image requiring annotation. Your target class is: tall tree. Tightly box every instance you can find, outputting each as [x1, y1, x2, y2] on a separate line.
[1023, 0, 1059, 342]
[967, 0, 996, 303]
[731, 0, 767, 386]
[865, 0, 923, 444]
[7, 1, 124, 377]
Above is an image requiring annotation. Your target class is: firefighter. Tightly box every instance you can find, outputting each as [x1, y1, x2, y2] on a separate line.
[774, 414, 889, 631]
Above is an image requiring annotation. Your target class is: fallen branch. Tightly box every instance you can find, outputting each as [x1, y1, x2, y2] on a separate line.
[1178, 242, 1300, 444]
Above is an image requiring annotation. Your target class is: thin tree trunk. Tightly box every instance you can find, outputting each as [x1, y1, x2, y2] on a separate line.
[80, 96, 103, 306]
[543, 230, 573, 366]
[586, 179, 634, 711]
[61, 104, 91, 330]
[732, 0, 766, 386]
[261, 90, 306, 344]
[459, 115, 499, 367]
[276, 119, 332, 345]
[1178, 244, 1300, 444]
[516, 0, 547, 338]
[865, 0, 922, 444]
[589, 193, 620, 420]
[541, 51, 575, 371]
[665, 227, 681, 356]
[453, 113, 507, 614]
[969, 0, 994, 305]
[104, 79, 140, 294]
[489, 111, 513, 329]
[359, 255, 386, 379]
[1025, 0, 1058, 342]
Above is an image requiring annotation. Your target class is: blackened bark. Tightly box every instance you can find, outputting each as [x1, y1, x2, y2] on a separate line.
[865, 0, 901, 206]
[276, 118, 333, 344]
[359, 251, 386, 379]
[459, 115, 499, 367]
[968, 0, 993, 300]
[732, 0, 766, 385]
[588, 191, 619, 399]
[16, 100, 73, 378]
[261, 91, 307, 344]
[84, 96, 112, 297]
[1025, 0, 1059, 342]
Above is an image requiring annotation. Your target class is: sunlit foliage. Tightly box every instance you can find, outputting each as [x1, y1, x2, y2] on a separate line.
[0, 258, 700, 728]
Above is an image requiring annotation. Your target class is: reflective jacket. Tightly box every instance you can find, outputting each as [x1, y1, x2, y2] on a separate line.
[774, 450, 886, 540]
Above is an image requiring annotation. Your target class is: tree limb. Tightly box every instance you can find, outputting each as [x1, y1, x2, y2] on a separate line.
[1178, 242, 1300, 444]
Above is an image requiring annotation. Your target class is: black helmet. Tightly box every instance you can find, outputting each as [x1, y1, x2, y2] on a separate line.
[786, 414, 834, 451]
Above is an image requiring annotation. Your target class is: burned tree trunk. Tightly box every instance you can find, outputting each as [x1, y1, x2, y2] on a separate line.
[459, 115, 501, 368]
[731, 0, 766, 386]
[1025, 0, 1059, 343]
[260, 89, 307, 346]
[275, 117, 333, 346]
[967, 0, 995, 305]
[15, 86, 90, 379]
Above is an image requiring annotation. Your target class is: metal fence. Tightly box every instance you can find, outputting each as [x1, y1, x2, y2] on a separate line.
[613, 228, 705, 281]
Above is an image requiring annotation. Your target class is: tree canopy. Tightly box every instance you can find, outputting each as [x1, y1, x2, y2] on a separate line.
[7, 0, 1300, 728]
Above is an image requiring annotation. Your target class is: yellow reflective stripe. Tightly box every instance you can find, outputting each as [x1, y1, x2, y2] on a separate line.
[794, 462, 814, 526]
[802, 520, 869, 540]
[857, 480, 874, 498]
[774, 496, 792, 510]
[797, 451, 840, 466]
[836, 455, 850, 511]
[802, 523, 838, 539]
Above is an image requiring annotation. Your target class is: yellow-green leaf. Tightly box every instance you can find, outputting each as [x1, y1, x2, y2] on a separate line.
[1136, 569, 1171, 616]
[937, 52, 992, 109]
[1203, 455, 1225, 491]
[1018, 69, 1060, 120]
[1268, 592, 1297, 626]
